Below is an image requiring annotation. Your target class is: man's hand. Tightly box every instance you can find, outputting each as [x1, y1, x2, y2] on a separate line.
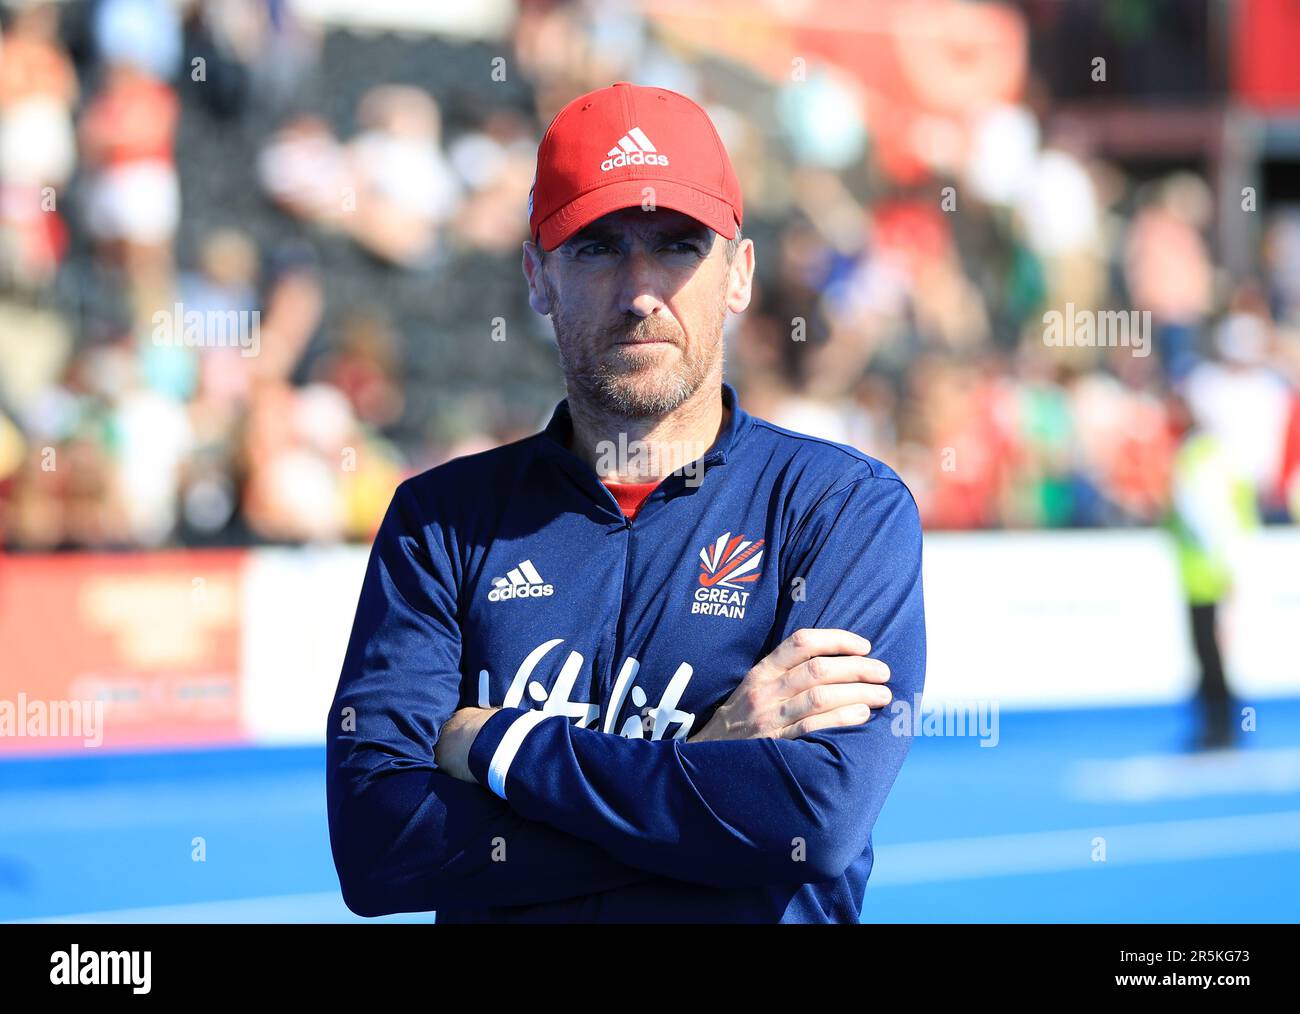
[688, 628, 890, 743]
[435, 706, 500, 783]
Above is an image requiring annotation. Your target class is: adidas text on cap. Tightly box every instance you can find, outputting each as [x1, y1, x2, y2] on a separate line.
[527, 81, 743, 252]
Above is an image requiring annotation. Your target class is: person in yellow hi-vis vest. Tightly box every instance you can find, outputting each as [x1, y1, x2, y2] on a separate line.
[1164, 390, 1260, 751]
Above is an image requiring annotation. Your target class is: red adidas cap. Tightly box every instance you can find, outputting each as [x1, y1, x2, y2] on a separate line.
[528, 81, 743, 252]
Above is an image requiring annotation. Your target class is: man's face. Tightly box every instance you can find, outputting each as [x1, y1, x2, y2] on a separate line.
[523, 207, 753, 418]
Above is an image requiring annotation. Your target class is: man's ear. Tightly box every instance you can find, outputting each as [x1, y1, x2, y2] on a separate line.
[522, 240, 552, 316]
[724, 237, 755, 315]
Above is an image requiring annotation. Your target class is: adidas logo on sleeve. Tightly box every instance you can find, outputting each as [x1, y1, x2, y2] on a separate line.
[488, 559, 555, 602]
[601, 127, 669, 171]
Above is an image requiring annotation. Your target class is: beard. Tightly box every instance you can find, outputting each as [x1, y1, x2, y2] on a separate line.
[547, 272, 726, 419]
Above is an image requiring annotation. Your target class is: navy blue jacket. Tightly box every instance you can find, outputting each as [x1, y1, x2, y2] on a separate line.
[325, 381, 926, 922]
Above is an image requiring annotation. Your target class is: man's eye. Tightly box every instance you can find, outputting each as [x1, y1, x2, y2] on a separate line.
[577, 243, 615, 257]
[667, 242, 704, 255]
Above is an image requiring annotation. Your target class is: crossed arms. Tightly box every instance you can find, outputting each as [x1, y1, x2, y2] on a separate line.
[325, 474, 925, 917]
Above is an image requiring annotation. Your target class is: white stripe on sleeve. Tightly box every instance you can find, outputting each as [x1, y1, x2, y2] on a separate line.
[486, 710, 553, 799]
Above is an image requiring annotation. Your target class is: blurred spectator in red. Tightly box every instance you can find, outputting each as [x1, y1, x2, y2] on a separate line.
[78, 60, 181, 322]
[910, 357, 1011, 529]
[310, 309, 405, 430]
[1278, 388, 1300, 521]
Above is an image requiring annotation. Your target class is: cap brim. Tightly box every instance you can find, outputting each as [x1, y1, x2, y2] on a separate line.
[536, 178, 738, 251]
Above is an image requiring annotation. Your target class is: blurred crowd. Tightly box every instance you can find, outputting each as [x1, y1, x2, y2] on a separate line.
[1, 0, 1299, 550]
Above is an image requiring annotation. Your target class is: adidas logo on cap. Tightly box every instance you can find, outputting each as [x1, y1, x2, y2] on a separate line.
[488, 559, 555, 602]
[601, 126, 670, 172]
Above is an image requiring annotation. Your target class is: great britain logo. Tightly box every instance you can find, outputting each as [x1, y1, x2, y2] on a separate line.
[693, 532, 764, 619]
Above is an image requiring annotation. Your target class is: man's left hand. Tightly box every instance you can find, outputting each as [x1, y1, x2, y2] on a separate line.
[435, 707, 500, 783]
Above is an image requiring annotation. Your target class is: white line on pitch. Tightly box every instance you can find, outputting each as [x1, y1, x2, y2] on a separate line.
[1066, 747, 1300, 803]
[871, 810, 1300, 886]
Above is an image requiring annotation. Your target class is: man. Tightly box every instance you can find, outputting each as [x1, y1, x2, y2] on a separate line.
[326, 82, 926, 922]
[1165, 387, 1258, 751]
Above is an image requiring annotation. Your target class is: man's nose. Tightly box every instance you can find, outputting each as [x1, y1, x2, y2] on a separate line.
[620, 246, 667, 318]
